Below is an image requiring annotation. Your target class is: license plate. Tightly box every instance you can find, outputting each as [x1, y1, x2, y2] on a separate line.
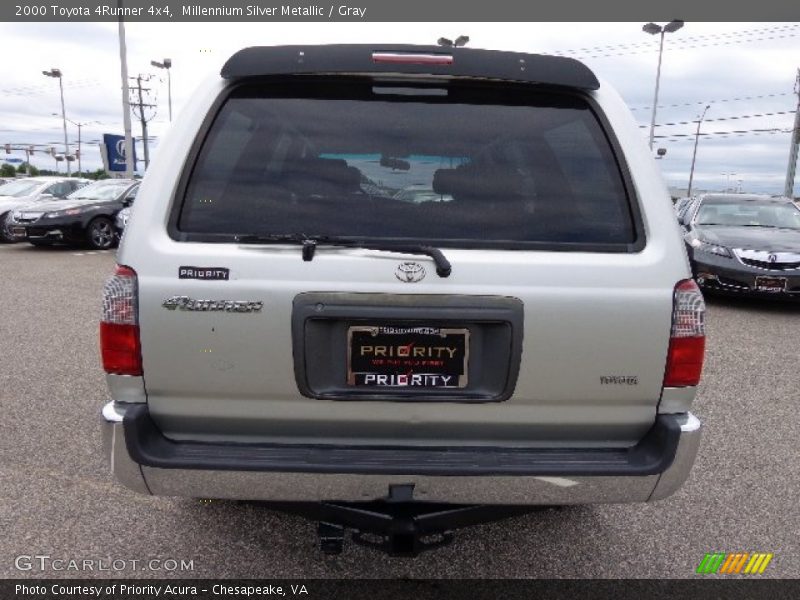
[347, 325, 469, 389]
[755, 276, 787, 292]
[11, 227, 26, 237]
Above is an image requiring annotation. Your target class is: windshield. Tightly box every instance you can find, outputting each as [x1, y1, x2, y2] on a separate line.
[68, 181, 131, 201]
[696, 202, 800, 229]
[176, 80, 637, 249]
[0, 180, 42, 197]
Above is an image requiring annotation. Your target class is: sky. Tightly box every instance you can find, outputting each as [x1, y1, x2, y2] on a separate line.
[0, 21, 798, 195]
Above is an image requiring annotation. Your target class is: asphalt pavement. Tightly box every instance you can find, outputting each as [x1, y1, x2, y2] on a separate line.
[1, 243, 798, 578]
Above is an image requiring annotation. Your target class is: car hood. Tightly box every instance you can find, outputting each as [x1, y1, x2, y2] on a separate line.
[0, 195, 39, 212]
[33, 198, 112, 213]
[695, 225, 800, 252]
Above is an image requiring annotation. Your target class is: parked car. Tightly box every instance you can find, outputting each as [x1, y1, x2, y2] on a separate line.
[114, 185, 139, 236]
[100, 44, 705, 555]
[680, 193, 800, 298]
[0, 176, 90, 242]
[10, 179, 139, 249]
[673, 196, 693, 218]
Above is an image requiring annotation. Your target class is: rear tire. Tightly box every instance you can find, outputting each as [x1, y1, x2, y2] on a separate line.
[86, 217, 116, 250]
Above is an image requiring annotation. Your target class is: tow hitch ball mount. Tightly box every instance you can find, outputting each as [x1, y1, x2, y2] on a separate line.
[273, 485, 534, 557]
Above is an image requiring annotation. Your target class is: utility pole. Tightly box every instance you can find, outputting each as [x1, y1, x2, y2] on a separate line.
[118, 2, 134, 178]
[784, 69, 800, 198]
[687, 105, 710, 197]
[129, 74, 157, 170]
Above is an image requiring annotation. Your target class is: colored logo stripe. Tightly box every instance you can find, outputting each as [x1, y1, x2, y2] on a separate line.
[697, 552, 773, 574]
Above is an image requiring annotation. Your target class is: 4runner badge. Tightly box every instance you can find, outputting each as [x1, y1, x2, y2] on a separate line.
[395, 262, 426, 283]
[162, 296, 263, 312]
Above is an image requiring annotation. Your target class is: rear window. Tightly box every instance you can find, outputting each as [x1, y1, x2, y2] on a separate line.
[175, 80, 638, 249]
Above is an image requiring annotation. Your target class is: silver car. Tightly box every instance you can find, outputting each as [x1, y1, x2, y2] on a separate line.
[100, 45, 705, 554]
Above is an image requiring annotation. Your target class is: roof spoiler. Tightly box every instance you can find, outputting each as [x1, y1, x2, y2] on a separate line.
[220, 44, 600, 90]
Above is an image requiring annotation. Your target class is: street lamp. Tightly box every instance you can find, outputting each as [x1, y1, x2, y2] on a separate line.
[642, 20, 684, 150]
[150, 58, 172, 121]
[687, 104, 710, 197]
[721, 172, 737, 193]
[42, 68, 70, 175]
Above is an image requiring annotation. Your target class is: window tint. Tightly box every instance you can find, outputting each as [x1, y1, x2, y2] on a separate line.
[46, 182, 72, 198]
[177, 81, 636, 248]
[69, 181, 131, 201]
[698, 201, 800, 229]
[0, 180, 40, 197]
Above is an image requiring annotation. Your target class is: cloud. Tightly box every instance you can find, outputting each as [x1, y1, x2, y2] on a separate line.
[1, 21, 797, 195]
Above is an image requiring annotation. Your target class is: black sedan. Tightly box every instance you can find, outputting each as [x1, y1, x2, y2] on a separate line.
[9, 179, 139, 249]
[680, 193, 800, 299]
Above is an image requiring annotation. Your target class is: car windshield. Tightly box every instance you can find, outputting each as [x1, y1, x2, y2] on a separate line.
[68, 181, 131, 201]
[176, 80, 637, 249]
[0, 180, 42, 197]
[696, 201, 800, 229]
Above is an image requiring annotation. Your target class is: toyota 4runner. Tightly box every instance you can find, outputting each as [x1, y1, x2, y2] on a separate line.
[100, 45, 705, 555]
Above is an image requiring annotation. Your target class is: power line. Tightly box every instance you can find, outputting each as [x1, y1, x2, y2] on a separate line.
[629, 92, 794, 112]
[640, 110, 797, 129]
[550, 25, 800, 61]
[1, 78, 102, 97]
[550, 23, 800, 57]
[655, 127, 793, 141]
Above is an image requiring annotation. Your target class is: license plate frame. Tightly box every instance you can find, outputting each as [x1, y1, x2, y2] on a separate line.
[755, 275, 787, 293]
[347, 325, 469, 389]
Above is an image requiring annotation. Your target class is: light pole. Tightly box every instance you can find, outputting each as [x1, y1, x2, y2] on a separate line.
[721, 172, 737, 192]
[42, 68, 70, 175]
[687, 104, 710, 197]
[150, 58, 173, 121]
[642, 20, 684, 150]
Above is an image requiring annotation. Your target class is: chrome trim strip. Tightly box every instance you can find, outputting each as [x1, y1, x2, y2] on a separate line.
[102, 401, 702, 505]
[105, 374, 147, 403]
[141, 468, 659, 505]
[658, 386, 697, 414]
[649, 412, 702, 501]
[733, 248, 800, 271]
[101, 402, 150, 495]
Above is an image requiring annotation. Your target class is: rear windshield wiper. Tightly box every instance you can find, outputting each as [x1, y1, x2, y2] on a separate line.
[234, 233, 452, 278]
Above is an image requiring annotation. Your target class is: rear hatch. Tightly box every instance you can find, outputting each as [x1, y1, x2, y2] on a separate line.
[133, 48, 680, 448]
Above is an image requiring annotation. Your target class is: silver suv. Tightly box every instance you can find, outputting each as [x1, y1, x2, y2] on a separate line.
[100, 45, 705, 554]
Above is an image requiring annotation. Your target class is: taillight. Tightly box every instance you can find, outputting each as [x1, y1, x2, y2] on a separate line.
[100, 264, 142, 376]
[664, 279, 706, 387]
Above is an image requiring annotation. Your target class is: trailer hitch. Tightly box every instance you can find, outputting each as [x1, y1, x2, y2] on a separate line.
[265, 485, 535, 557]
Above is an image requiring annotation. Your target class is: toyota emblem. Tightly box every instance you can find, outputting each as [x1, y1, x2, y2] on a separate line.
[395, 262, 426, 283]
[767, 254, 778, 263]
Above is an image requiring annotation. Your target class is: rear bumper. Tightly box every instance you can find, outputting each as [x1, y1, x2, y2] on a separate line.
[101, 401, 701, 504]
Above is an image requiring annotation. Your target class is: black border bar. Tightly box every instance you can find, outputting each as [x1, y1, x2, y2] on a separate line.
[2, 1, 799, 22]
[4, 579, 800, 600]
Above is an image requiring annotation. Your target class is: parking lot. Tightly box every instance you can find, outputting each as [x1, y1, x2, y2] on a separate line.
[1, 242, 798, 579]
